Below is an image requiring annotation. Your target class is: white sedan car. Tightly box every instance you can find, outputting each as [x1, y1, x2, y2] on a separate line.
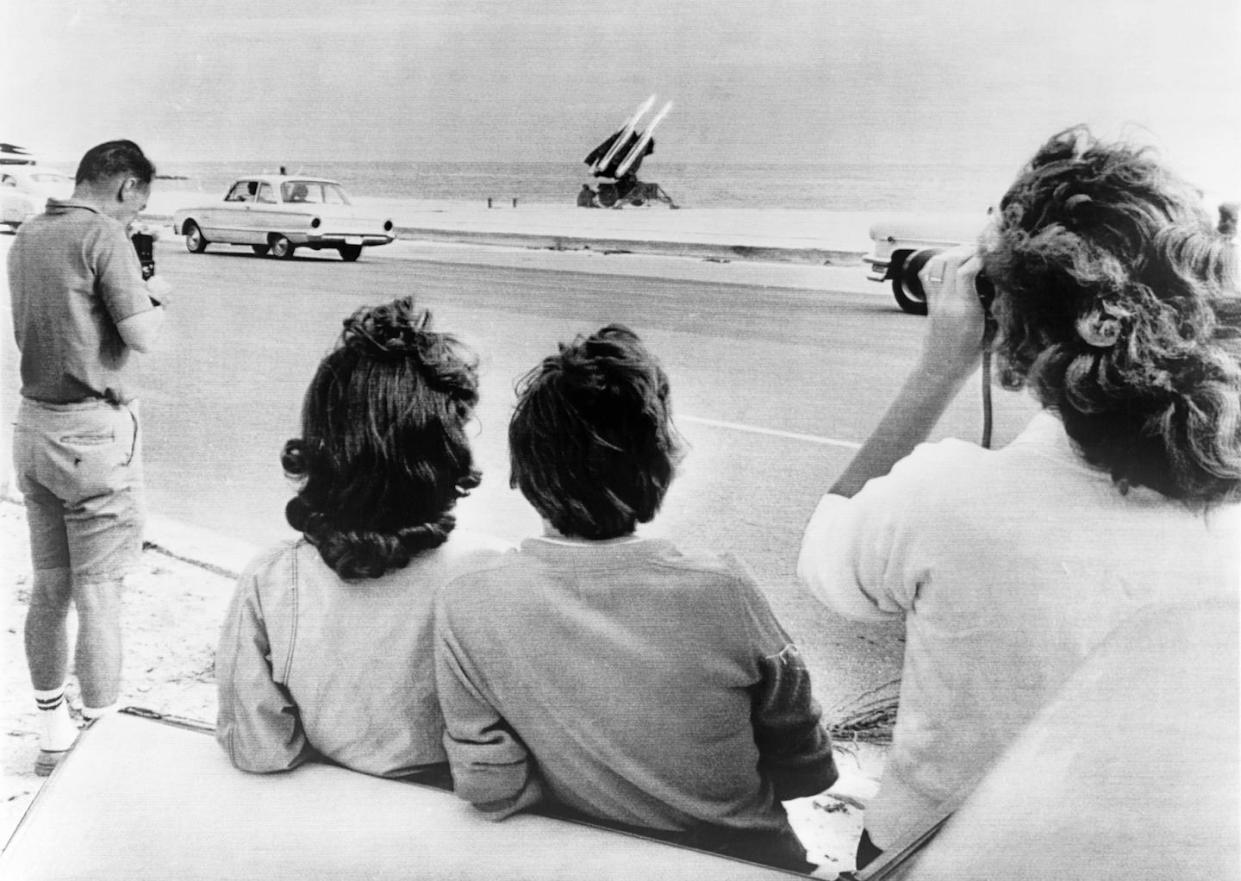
[171, 175, 395, 261]
[0, 167, 74, 231]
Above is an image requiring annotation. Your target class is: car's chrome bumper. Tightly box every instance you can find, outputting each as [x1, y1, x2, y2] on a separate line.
[300, 233, 395, 247]
[862, 255, 892, 283]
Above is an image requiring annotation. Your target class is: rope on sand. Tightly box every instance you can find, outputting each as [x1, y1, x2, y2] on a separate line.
[141, 540, 240, 580]
[825, 678, 900, 744]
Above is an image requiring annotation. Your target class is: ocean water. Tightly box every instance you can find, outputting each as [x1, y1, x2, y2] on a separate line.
[154, 159, 1017, 214]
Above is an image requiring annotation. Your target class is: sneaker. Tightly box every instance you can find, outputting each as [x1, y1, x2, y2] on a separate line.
[34, 748, 71, 777]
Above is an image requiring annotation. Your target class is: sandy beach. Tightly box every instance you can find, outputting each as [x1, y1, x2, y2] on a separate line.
[0, 500, 224, 844]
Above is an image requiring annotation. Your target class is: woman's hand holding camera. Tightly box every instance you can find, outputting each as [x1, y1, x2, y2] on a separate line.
[828, 246, 992, 498]
[915, 246, 988, 380]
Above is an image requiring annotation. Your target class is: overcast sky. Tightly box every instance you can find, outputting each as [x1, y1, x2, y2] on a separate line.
[2, 0, 1238, 194]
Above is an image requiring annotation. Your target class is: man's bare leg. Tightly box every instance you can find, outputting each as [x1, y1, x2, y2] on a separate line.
[25, 567, 73, 691]
[72, 578, 124, 711]
[26, 567, 81, 771]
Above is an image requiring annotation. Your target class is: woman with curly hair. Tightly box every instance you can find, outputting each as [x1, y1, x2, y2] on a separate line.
[216, 297, 507, 780]
[797, 127, 1241, 867]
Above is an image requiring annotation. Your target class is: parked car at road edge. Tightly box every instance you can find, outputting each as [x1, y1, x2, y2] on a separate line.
[863, 213, 985, 314]
[0, 167, 74, 232]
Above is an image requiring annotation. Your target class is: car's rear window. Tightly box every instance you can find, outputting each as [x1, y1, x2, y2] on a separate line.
[281, 181, 350, 205]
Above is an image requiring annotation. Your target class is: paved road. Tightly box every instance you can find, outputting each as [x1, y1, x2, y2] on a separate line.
[3, 235, 1039, 704]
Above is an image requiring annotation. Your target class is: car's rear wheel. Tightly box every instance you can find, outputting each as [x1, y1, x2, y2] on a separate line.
[891, 251, 930, 315]
[268, 235, 295, 259]
[251, 244, 269, 257]
[338, 244, 362, 262]
[183, 222, 208, 254]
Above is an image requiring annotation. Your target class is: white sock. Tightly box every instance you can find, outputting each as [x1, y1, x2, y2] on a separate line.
[34, 685, 79, 751]
[82, 702, 119, 722]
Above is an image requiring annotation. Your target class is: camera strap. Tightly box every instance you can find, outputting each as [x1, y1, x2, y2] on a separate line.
[980, 348, 993, 449]
[978, 313, 998, 449]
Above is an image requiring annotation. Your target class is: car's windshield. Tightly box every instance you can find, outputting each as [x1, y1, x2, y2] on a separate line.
[31, 173, 72, 184]
[281, 181, 350, 206]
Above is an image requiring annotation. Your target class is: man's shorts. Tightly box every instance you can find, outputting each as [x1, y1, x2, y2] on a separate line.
[13, 398, 145, 581]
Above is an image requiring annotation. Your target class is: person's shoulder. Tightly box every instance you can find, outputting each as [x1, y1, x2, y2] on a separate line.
[903, 435, 987, 470]
[426, 532, 515, 592]
[434, 530, 513, 571]
[878, 436, 994, 499]
[42, 200, 114, 229]
[646, 542, 784, 635]
[433, 547, 525, 634]
[236, 539, 303, 588]
[437, 539, 520, 593]
[439, 529, 515, 560]
[55, 206, 131, 255]
[646, 541, 760, 591]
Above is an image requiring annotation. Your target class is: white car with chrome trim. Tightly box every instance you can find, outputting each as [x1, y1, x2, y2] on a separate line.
[171, 175, 395, 261]
[0, 167, 74, 231]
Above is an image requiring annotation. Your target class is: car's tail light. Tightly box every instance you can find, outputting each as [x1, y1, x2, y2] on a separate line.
[384, 220, 394, 232]
[310, 216, 321, 229]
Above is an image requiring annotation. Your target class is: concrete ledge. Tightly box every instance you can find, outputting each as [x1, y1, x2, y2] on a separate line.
[141, 210, 868, 268]
[392, 226, 863, 266]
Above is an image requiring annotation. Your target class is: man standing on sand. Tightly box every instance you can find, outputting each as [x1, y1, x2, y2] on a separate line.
[8, 140, 169, 774]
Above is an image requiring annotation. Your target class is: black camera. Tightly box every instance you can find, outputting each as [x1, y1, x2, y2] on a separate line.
[900, 248, 995, 314]
[131, 232, 155, 281]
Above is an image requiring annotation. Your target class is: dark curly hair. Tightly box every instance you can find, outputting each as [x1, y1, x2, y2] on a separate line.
[982, 126, 1241, 506]
[509, 325, 683, 539]
[282, 297, 481, 579]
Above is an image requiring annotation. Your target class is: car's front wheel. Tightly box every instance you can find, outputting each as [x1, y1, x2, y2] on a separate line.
[251, 244, 269, 257]
[268, 235, 295, 259]
[891, 251, 929, 316]
[338, 244, 362, 262]
[183, 222, 208, 254]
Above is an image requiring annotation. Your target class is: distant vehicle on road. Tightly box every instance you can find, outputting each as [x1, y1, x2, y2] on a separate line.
[863, 213, 986, 314]
[0, 167, 73, 231]
[171, 176, 396, 261]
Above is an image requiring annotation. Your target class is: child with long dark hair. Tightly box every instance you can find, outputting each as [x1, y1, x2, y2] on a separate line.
[216, 297, 507, 779]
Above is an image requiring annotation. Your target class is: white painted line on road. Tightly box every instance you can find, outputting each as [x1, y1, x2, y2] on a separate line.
[680, 415, 862, 450]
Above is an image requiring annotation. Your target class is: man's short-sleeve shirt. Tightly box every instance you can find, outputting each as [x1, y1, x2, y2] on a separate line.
[8, 198, 154, 403]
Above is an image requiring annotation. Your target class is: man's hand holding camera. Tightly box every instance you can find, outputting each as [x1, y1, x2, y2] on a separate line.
[130, 227, 172, 306]
[145, 274, 173, 307]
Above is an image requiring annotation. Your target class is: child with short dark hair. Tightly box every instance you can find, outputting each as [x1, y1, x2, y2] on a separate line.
[216, 297, 508, 779]
[435, 325, 836, 872]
